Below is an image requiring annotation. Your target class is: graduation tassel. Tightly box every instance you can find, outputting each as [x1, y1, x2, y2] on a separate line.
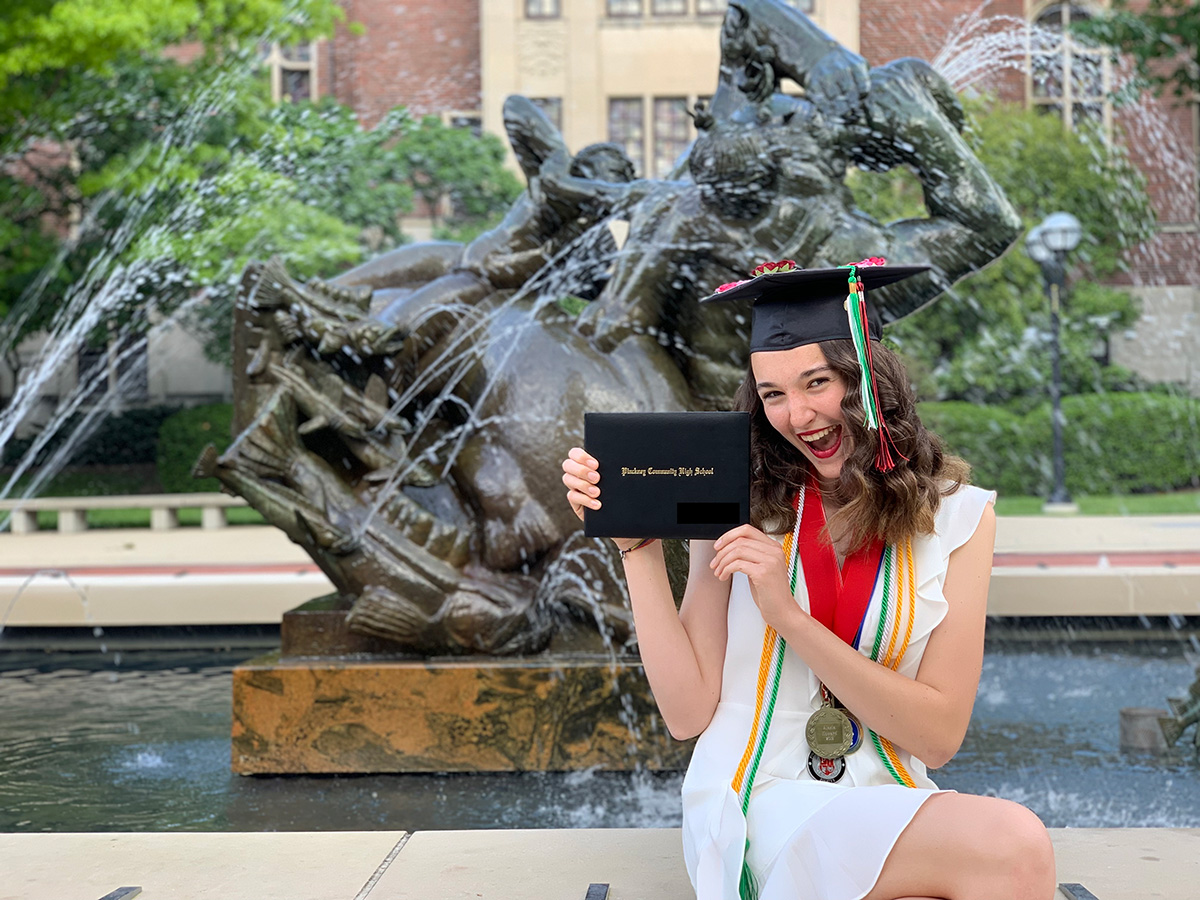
[844, 266, 908, 473]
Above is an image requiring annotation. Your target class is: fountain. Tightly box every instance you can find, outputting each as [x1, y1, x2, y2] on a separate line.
[217, 0, 1022, 774]
[2, 2, 1199, 849]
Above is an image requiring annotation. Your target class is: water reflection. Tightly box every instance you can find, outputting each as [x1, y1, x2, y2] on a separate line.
[1, 646, 1196, 832]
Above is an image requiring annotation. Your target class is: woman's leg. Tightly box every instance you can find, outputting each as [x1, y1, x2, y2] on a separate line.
[862, 793, 1056, 900]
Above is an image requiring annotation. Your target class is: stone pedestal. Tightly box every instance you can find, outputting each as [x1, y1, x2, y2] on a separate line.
[232, 598, 694, 774]
[232, 652, 692, 774]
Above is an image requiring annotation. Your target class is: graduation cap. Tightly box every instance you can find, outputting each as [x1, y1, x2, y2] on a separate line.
[700, 258, 931, 472]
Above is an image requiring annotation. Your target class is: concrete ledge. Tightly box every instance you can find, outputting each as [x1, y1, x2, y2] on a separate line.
[989, 566, 1200, 616]
[1, 828, 1196, 900]
[0, 571, 331, 627]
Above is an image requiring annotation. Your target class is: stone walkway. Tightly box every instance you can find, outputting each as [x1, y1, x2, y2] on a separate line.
[2, 828, 1197, 900]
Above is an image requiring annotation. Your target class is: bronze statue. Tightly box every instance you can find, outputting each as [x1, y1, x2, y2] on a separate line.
[200, 0, 1021, 657]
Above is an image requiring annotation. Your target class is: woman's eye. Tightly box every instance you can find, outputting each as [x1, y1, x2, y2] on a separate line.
[760, 390, 782, 401]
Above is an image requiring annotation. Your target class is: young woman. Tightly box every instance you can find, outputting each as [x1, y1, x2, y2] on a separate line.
[561, 262, 1056, 900]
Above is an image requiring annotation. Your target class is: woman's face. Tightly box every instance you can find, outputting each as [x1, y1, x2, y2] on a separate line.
[751, 343, 850, 481]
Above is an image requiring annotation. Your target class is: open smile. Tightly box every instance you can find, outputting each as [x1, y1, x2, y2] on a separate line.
[798, 424, 843, 459]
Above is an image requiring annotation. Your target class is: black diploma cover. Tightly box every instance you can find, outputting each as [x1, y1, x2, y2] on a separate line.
[584, 411, 751, 540]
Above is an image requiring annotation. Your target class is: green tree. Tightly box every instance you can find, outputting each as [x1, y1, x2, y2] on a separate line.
[0, 0, 345, 378]
[1073, 0, 1200, 99]
[851, 100, 1155, 408]
[398, 115, 523, 238]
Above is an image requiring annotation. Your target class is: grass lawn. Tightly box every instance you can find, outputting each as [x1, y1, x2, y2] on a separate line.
[993, 490, 1200, 516]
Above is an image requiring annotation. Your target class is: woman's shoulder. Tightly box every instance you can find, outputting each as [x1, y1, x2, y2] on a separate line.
[931, 483, 996, 557]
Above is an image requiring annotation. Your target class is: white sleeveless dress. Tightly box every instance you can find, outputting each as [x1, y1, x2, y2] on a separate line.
[681, 485, 995, 900]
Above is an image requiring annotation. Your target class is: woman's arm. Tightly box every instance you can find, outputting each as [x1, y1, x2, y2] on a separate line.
[563, 448, 731, 739]
[711, 503, 995, 767]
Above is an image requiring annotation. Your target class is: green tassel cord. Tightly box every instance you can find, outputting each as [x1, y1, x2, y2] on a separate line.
[739, 839, 760, 900]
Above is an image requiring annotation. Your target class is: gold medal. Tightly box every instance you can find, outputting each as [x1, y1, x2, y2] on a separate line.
[806, 705, 853, 759]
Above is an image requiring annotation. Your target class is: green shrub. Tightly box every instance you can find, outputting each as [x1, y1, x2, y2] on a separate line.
[156, 403, 233, 493]
[2, 405, 180, 467]
[921, 392, 1200, 496]
[1026, 393, 1200, 495]
[918, 401, 1041, 496]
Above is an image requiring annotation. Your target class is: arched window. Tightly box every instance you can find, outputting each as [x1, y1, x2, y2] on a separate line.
[1028, 3, 1111, 134]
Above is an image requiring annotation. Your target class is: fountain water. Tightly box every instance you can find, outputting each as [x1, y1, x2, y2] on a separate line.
[2, 0, 1197, 832]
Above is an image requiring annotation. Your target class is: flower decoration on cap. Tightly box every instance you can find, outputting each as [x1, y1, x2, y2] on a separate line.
[854, 256, 887, 267]
[750, 259, 798, 278]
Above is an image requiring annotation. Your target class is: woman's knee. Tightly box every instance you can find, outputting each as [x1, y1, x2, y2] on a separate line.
[909, 794, 1055, 900]
[1001, 800, 1056, 897]
[968, 797, 1056, 899]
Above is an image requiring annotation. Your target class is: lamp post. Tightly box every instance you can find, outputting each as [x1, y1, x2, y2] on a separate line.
[1025, 212, 1082, 513]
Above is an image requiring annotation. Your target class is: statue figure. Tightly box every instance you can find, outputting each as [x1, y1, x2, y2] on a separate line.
[201, 0, 1021, 657]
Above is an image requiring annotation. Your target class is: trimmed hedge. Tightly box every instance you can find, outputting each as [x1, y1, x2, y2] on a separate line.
[2, 406, 182, 468]
[917, 401, 1038, 496]
[921, 392, 1200, 496]
[156, 403, 234, 493]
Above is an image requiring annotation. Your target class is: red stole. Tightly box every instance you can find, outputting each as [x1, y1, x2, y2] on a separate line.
[798, 479, 885, 647]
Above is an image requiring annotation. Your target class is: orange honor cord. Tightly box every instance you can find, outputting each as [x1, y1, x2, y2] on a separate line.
[870, 537, 917, 785]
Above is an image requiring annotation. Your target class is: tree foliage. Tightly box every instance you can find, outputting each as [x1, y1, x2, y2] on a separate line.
[1, 0, 523, 375]
[1072, 0, 1200, 99]
[851, 99, 1156, 407]
[398, 115, 523, 236]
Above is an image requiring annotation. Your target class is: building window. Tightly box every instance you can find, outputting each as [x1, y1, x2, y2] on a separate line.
[697, 0, 725, 13]
[531, 97, 563, 132]
[263, 42, 317, 103]
[607, 0, 643, 17]
[652, 0, 687, 14]
[1028, 4, 1109, 132]
[525, 0, 560, 17]
[608, 98, 645, 176]
[653, 97, 690, 177]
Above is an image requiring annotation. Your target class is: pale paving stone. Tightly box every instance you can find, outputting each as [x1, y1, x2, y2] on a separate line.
[365, 828, 692, 900]
[0, 831, 406, 900]
[1, 829, 1198, 900]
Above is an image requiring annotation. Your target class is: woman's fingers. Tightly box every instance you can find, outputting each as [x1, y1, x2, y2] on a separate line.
[562, 448, 602, 519]
[710, 538, 784, 582]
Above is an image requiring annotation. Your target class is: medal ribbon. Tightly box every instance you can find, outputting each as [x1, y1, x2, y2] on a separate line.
[799, 475, 885, 647]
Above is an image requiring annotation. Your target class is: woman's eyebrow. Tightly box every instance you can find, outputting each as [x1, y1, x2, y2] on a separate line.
[756, 365, 833, 389]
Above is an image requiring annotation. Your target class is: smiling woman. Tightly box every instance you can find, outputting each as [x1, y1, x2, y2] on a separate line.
[562, 261, 1057, 900]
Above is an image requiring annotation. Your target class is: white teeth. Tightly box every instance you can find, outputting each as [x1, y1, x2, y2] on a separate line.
[800, 426, 837, 443]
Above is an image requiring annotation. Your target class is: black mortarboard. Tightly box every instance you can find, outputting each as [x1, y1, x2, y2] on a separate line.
[699, 259, 930, 353]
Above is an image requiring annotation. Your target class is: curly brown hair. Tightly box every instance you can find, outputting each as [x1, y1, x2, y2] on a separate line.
[732, 339, 970, 551]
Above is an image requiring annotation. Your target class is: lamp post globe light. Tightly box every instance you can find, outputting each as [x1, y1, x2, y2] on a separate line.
[1025, 212, 1083, 514]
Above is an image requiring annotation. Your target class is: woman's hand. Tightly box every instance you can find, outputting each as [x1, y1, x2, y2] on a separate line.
[710, 524, 799, 631]
[561, 447, 601, 520]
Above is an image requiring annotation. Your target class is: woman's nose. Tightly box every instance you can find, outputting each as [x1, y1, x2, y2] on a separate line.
[789, 396, 815, 430]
